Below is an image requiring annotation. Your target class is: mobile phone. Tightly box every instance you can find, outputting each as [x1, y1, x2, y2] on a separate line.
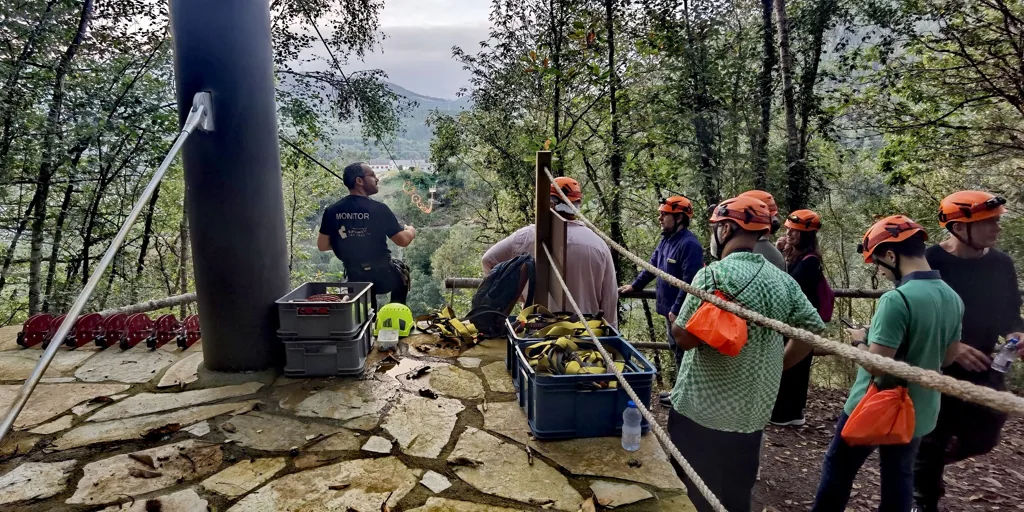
[839, 317, 858, 329]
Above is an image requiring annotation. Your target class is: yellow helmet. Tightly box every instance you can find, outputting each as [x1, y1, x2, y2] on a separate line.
[375, 303, 414, 337]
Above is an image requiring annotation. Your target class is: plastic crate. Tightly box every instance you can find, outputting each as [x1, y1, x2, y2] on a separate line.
[504, 316, 622, 379]
[277, 282, 373, 338]
[512, 337, 655, 439]
[282, 315, 374, 377]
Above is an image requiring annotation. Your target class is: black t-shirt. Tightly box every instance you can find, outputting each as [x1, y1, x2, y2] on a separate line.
[319, 195, 402, 269]
[926, 245, 1024, 366]
[789, 254, 822, 310]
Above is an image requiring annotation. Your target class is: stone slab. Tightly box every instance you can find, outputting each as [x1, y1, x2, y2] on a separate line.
[279, 378, 398, 424]
[479, 401, 684, 490]
[362, 435, 393, 454]
[75, 349, 178, 383]
[0, 326, 21, 351]
[0, 460, 76, 505]
[405, 333, 462, 358]
[51, 400, 259, 451]
[221, 412, 362, 452]
[183, 421, 211, 437]
[201, 457, 287, 498]
[382, 394, 464, 458]
[156, 351, 203, 388]
[99, 488, 208, 512]
[458, 357, 482, 368]
[0, 434, 39, 458]
[67, 440, 223, 506]
[429, 365, 486, 399]
[448, 427, 582, 511]
[460, 338, 506, 360]
[481, 361, 514, 393]
[71, 393, 128, 416]
[88, 382, 263, 422]
[227, 456, 418, 512]
[649, 494, 698, 511]
[590, 481, 653, 508]
[28, 414, 74, 434]
[420, 470, 452, 493]
[0, 350, 94, 381]
[407, 498, 528, 512]
[0, 383, 130, 428]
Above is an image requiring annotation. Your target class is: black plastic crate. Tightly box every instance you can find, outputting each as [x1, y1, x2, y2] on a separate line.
[277, 282, 372, 338]
[281, 315, 373, 377]
[512, 337, 655, 440]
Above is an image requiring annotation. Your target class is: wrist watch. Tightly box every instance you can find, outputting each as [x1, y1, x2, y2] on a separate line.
[852, 340, 867, 348]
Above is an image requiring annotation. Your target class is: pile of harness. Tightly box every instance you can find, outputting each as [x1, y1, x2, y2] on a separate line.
[415, 306, 482, 348]
[522, 336, 629, 387]
[510, 305, 616, 339]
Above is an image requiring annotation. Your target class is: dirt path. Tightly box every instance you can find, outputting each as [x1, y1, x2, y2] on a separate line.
[654, 387, 1024, 511]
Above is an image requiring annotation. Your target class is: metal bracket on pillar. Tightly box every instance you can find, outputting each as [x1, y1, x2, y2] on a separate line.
[192, 92, 214, 132]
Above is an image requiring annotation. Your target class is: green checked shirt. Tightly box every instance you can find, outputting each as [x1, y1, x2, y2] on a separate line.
[672, 251, 826, 433]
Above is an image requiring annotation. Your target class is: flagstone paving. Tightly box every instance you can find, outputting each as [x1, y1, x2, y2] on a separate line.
[0, 331, 693, 511]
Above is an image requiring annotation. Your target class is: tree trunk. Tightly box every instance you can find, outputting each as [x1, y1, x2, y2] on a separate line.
[42, 182, 75, 312]
[28, 0, 94, 314]
[135, 182, 162, 292]
[0, 196, 37, 295]
[774, 0, 804, 210]
[289, 171, 297, 272]
[754, 0, 776, 190]
[796, 0, 837, 158]
[606, 0, 625, 278]
[0, 0, 59, 177]
[178, 198, 190, 318]
[549, 0, 563, 176]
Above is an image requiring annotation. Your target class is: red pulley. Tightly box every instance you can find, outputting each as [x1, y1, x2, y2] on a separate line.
[178, 314, 201, 350]
[42, 315, 68, 349]
[98, 313, 128, 348]
[148, 314, 181, 349]
[17, 314, 53, 348]
[66, 313, 104, 349]
[119, 313, 155, 350]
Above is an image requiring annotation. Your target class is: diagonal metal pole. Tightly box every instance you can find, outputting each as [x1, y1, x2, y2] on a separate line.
[0, 93, 211, 444]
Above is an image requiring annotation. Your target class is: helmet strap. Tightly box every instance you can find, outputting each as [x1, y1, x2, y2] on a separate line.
[711, 223, 735, 260]
[950, 223, 983, 251]
[876, 252, 902, 282]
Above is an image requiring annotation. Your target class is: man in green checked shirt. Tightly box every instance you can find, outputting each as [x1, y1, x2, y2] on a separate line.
[670, 196, 826, 512]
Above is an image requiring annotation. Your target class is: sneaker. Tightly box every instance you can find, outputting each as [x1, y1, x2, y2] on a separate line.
[769, 417, 806, 427]
[659, 391, 672, 406]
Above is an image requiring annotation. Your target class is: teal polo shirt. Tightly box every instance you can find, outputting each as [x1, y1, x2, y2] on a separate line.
[843, 271, 964, 438]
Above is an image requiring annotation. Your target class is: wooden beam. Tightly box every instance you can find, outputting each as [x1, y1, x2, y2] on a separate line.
[534, 151, 554, 308]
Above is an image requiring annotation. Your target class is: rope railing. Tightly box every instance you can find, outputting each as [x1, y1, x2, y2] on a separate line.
[543, 166, 1024, 416]
[0, 93, 213, 444]
[540, 243, 728, 512]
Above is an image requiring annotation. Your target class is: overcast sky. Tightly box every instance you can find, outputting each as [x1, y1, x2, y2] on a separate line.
[346, 0, 491, 99]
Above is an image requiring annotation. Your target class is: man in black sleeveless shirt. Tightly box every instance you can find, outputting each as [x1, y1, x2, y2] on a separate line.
[914, 190, 1024, 512]
[318, 162, 417, 305]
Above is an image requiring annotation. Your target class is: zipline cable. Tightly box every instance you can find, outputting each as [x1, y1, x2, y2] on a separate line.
[544, 166, 1024, 416]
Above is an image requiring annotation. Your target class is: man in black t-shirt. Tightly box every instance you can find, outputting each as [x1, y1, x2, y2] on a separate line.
[318, 162, 417, 306]
[914, 190, 1024, 512]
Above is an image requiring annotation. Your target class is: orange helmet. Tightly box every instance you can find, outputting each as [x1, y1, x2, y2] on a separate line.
[710, 196, 773, 232]
[857, 215, 928, 263]
[551, 177, 583, 202]
[659, 196, 694, 217]
[938, 190, 1006, 228]
[785, 210, 822, 232]
[739, 190, 779, 216]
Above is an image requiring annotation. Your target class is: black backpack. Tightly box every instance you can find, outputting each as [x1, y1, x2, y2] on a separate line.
[467, 253, 537, 338]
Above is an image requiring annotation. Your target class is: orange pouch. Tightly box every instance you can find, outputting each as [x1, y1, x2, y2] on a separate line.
[841, 383, 915, 446]
[685, 290, 749, 356]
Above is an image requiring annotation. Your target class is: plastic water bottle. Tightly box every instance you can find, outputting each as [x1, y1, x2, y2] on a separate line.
[621, 400, 642, 452]
[991, 337, 1020, 373]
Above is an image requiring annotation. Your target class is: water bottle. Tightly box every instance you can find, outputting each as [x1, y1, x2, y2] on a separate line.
[991, 337, 1020, 373]
[621, 400, 642, 452]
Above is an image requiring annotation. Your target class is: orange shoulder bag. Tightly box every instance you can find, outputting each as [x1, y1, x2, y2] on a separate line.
[685, 261, 765, 357]
[841, 290, 916, 446]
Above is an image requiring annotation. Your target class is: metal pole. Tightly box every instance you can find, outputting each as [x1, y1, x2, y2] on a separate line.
[0, 97, 210, 444]
[170, 0, 290, 371]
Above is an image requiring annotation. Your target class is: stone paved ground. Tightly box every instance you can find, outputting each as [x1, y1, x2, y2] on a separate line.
[0, 325, 695, 511]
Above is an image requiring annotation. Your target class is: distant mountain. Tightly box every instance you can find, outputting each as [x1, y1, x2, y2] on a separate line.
[386, 82, 473, 111]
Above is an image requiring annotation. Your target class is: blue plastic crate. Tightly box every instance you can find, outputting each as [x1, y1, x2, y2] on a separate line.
[512, 337, 655, 439]
[504, 316, 622, 373]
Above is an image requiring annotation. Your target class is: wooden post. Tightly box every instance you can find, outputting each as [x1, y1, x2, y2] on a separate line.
[533, 151, 567, 309]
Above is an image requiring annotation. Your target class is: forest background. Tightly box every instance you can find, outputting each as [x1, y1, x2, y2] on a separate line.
[3, 0, 1023, 389]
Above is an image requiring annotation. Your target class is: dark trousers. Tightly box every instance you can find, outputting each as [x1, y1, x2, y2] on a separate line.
[667, 319, 684, 381]
[668, 409, 762, 512]
[913, 372, 1007, 510]
[771, 348, 813, 423]
[349, 262, 408, 312]
[812, 413, 921, 512]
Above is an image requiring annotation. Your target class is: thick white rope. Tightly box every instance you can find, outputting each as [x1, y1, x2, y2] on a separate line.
[544, 167, 1024, 416]
[540, 244, 728, 512]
